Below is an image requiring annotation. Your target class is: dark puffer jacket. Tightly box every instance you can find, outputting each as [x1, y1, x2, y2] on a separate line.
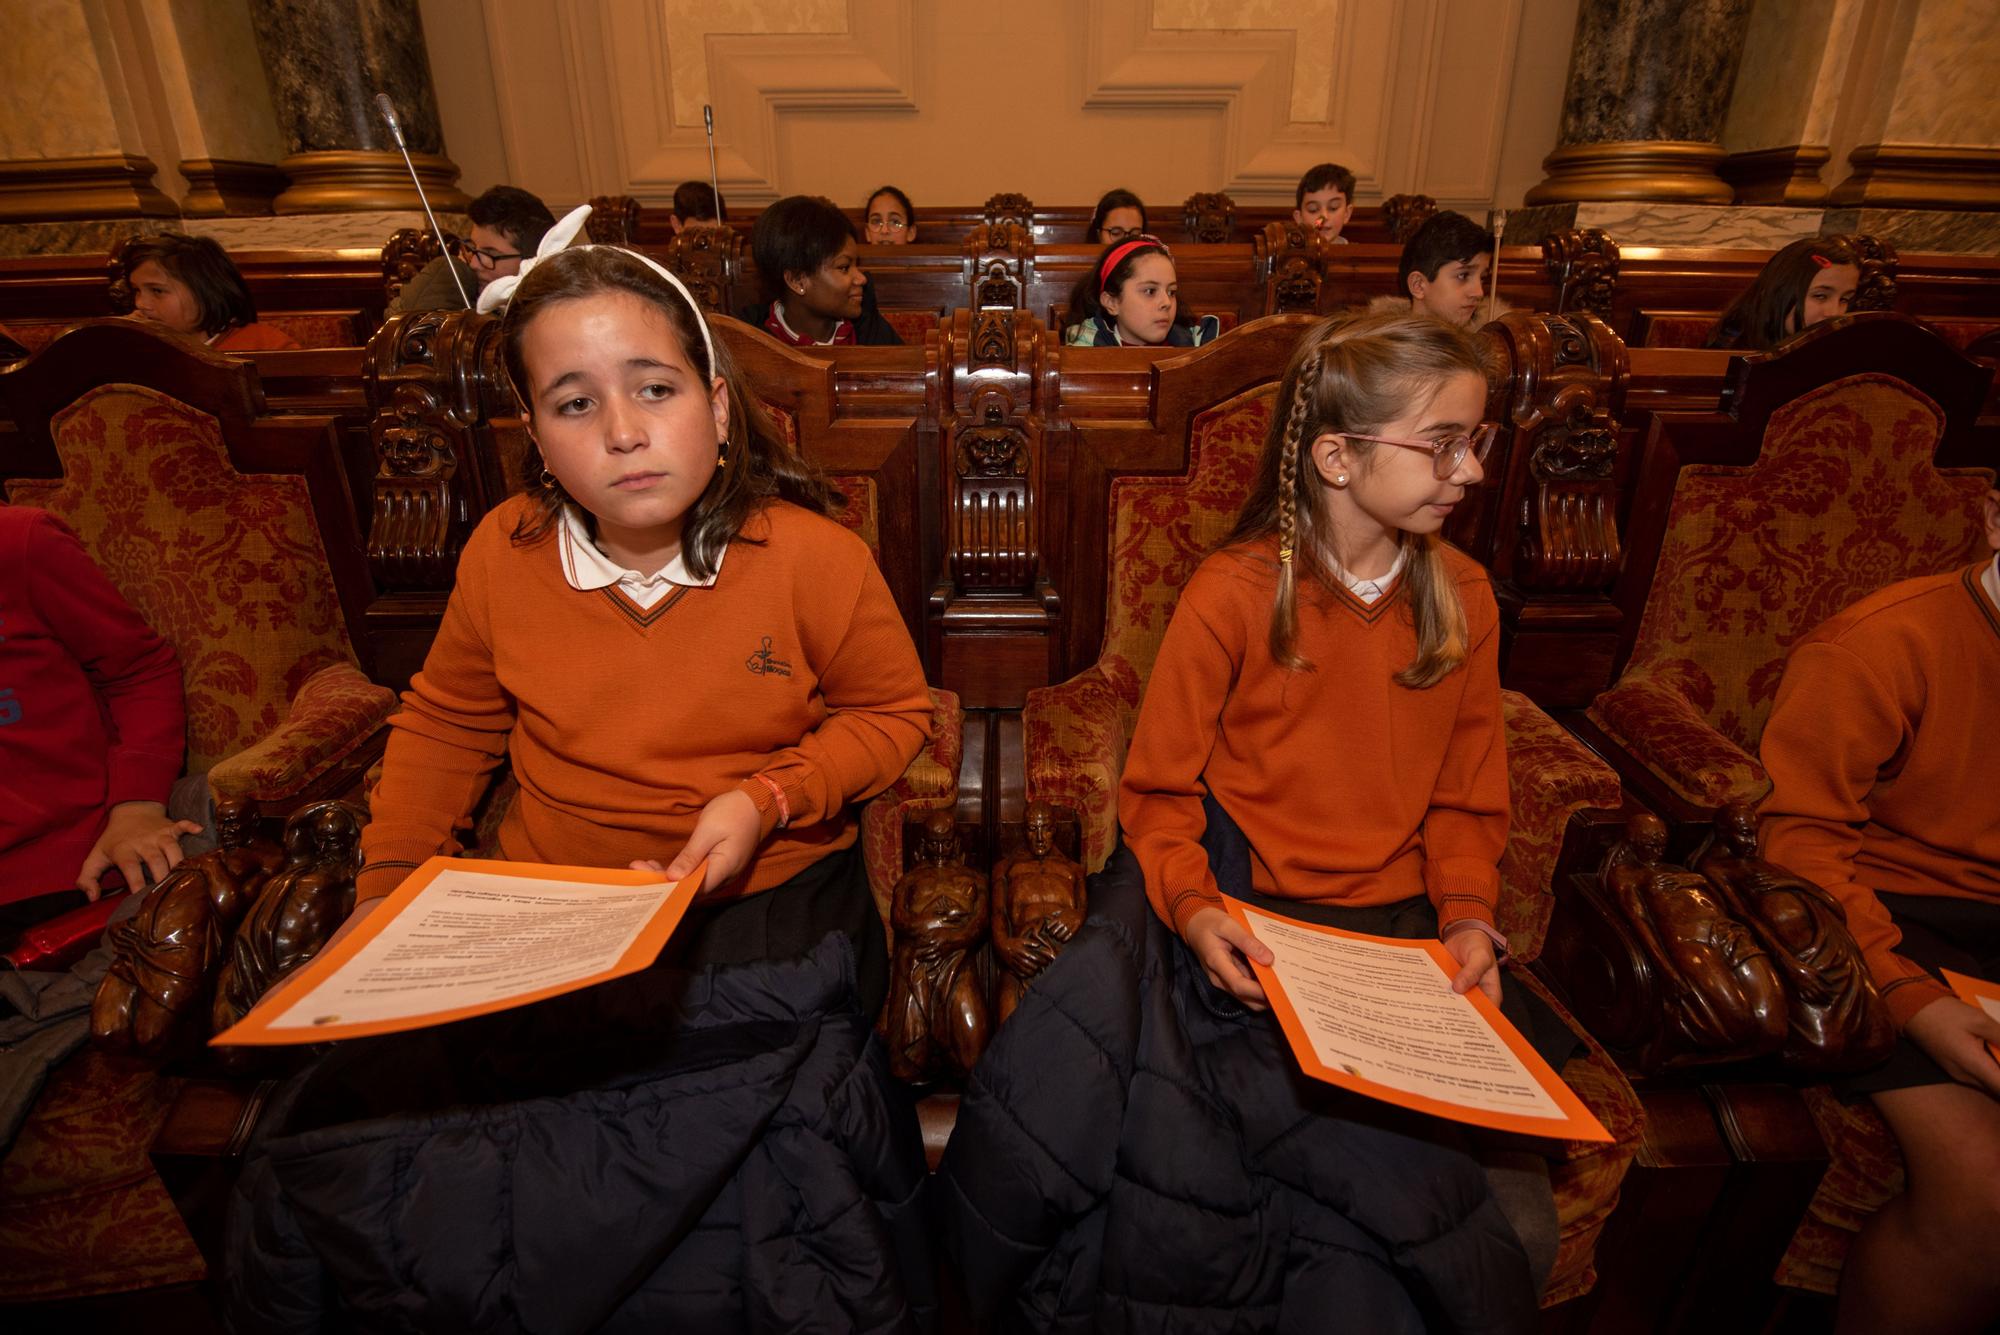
[934, 848, 1539, 1334]
[223, 935, 933, 1334]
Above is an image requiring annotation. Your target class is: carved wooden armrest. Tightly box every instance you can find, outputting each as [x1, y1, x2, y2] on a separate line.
[1023, 661, 1140, 874]
[860, 688, 964, 921]
[205, 663, 397, 807]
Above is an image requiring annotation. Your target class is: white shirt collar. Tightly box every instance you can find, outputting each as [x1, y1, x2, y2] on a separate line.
[1983, 553, 1999, 617]
[771, 300, 845, 346]
[556, 505, 721, 609]
[1330, 547, 1407, 605]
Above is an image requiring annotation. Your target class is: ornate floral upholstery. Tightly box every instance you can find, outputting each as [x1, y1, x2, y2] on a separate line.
[1775, 1087, 1904, 1295]
[883, 309, 939, 344]
[1021, 374, 1639, 1307]
[860, 687, 964, 936]
[1638, 314, 1718, 349]
[0, 1052, 204, 1301]
[4, 383, 394, 797]
[1587, 373, 1988, 809]
[259, 311, 365, 349]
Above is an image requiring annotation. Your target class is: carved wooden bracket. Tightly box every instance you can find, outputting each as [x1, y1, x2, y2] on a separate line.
[381, 226, 456, 306]
[950, 386, 1036, 592]
[585, 194, 642, 245]
[1181, 191, 1235, 243]
[1544, 227, 1620, 319]
[1381, 192, 1439, 244]
[363, 310, 515, 590]
[662, 223, 743, 313]
[982, 191, 1034, 232]
[1257, 221, 1327, 315]
[1845, 232, 1899, 311]
[963, 222, 1029, 328]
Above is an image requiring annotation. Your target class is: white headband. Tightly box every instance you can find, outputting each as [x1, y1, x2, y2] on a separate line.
[475, 203, 717, 373]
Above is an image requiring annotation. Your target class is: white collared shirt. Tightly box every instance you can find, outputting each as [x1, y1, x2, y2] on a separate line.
[1984, 554, 2000, 617]
[1331, 547, 1408, 605]
[556, 505, 722, 609]
[770, 301, 846, 347]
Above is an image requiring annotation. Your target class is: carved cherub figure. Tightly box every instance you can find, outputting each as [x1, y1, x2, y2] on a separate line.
[210, 801, 364, 1038]
[885, 812, 991, 1081]
[93, 795, 283, 1058]
[1604, 811, 1788, 1058]
[989, 802, 1086, 1024]
[1695, 802, 1896, 1072]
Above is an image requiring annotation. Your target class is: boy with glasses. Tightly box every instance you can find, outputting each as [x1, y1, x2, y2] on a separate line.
[391, 185, 557, 315]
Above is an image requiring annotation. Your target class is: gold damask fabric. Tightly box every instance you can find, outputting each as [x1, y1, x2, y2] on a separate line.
[1588, 373, 1988, 808]
[7, 384, 366, 775]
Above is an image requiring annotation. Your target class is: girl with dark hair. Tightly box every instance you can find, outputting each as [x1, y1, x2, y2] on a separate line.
[737, 194, 902, 345]
[353, 221, 932, 1009]
[1707, 236, 1861, 350]
[863, 185, 916, 244]
[1087, 188, 1147, 244]
[1063, 236, 1221, 347]
[121, 233, 298, 351]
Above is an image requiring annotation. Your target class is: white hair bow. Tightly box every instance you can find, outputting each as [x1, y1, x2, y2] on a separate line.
[474, 202, 717, 373]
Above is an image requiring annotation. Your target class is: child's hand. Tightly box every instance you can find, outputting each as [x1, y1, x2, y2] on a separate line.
[76, 801, 204, 899]
[1442, 926, 1503, 1006]
[1183, 906, 1273, 1010]
[1904, 996, 2000, 1099]
[633, 789, 765, 896]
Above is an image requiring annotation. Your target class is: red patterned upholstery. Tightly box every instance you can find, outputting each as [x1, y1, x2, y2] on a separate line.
[0, 1052, 204, 1301]
[1588, 373, 1988, 809]
[860, 687, 964, 939]
[883, 309, 939, 343]
[259, 311, 365, 349]
[5, 383, 394, 793]
[1638, 314, 1718, 349]
[1021, 365, 1639, 1306]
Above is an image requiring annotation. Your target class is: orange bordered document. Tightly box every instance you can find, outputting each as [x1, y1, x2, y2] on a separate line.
[213, 856, 704, 1046]
[1223, 898, 1611, 1142]
[1942, 969, 2000, 1061]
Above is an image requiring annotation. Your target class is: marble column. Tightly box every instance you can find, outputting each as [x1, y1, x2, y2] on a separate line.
[247, 0, 469, 213]
[1527, 0, 1756, 206]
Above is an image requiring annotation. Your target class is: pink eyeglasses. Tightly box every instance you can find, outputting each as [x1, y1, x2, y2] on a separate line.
[1340, 423, 1500, 480]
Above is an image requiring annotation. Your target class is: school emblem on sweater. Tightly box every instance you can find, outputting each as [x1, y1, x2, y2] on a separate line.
[746, 636, 792, 677]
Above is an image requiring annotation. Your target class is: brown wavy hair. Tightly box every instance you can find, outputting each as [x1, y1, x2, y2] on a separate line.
[1706, 235, 1860, 351]
[498, 245, 836, 575]
[1223, 310, 1489, 687]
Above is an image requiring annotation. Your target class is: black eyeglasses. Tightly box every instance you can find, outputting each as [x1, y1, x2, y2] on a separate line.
[456, 240, 522, 269]
[1100, 224, 1144, 242]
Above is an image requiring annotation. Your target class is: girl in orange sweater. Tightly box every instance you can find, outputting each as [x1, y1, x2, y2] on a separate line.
[352, 216, 933, 1008]
[1119, 311, 1561, 1291]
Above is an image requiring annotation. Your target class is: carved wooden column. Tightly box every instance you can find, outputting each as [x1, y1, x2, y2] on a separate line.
[247, 0, 468, 213]
[1181, 192, 1235, 243]
[1527, 0, 1755, 206]
[1457, 310, 1629, 707]
[1543, 228, 1621, 319]
[929, 224, 1057, 708]
[1257, 222, 1331, 316]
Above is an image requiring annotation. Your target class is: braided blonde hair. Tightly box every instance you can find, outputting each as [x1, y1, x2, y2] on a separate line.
[1223, 310, 1490, 686]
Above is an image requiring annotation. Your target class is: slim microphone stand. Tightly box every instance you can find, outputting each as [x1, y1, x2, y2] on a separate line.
[376, 93, 472, 309]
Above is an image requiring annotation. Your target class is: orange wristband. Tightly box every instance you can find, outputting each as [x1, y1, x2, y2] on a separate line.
[752, 773, 790, 828]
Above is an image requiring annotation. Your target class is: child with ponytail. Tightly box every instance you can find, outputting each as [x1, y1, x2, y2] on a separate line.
[1118, 310, 1559, 1291]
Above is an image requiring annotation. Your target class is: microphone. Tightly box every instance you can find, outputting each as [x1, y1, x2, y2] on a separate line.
[376, 93, 472, 309]
[1484, 208, 1507, 327]
[702, 104, 723, 224]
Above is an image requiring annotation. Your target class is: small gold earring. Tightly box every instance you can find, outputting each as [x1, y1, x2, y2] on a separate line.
[539, 468, 556, 487]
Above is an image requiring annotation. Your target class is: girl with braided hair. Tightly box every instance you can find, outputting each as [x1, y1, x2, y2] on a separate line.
[1117, 312, 1558, 1288]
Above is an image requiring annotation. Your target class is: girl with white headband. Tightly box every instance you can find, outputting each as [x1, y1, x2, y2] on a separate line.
[351, 206, 933, 1010]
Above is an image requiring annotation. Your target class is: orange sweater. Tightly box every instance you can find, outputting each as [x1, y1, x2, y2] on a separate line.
[1760, 562, 2000, 1029]
[1120, 539, 1509, 938]
[358, 495, 933, 902]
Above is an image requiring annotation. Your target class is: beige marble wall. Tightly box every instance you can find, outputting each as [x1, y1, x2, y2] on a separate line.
[146, 0, 286, 165]
[0, 0, 127, 159]
[1722, 0, 1862, 152]
[427, 0, 1575, 211]
[1883, 0, 2000, 143]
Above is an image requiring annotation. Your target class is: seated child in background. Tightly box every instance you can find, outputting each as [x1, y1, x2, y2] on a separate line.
[1086, 188, 1147, 244]
[0, 507, 196, 934]
[737, 194, 903, 346]
[864, 185, 917, 244]
[392, 185, 556, 314]
[1293, 161, 1356, 243]
[671, 179, 725, 233]
[1759, 488, 2000, 1335]
[1376, 209, 1497, 328]
[358, 220, 934, 1007]
[1063, 236, 1221, 348]
[122, 234, 300, 351]
[1705, 236, 1859, 350]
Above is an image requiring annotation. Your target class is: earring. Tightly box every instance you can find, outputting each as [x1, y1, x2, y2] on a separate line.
[715, 444, 728, 467]
[539, 468, 556, 487]
[1335, 473, 1348, 486]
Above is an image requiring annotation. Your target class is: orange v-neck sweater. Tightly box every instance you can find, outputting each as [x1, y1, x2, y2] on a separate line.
[357, 494, 933, 903]
[1760, 562, 2000, 1029]
[1120, 538, 1509, 938]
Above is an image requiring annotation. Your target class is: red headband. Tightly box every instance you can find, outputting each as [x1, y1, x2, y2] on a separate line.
[1100, 236, 1168, 286]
